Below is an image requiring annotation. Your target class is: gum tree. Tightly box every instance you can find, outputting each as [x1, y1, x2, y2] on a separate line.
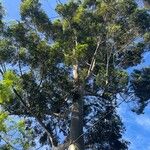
[0, 0, 150, 149]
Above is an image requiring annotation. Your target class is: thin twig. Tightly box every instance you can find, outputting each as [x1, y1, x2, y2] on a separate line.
[86, 37, 103, 79]
[13, 88, 57, 148]
[0, 135, 19, 150]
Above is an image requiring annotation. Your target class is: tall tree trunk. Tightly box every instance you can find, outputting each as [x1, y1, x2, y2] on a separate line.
[69, 89, 84, 150]
[68, 64, 84, 150]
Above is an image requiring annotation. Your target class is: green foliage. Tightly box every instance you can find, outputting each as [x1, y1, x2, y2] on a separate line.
[3, 71, 19, 87]
[96, 65, 107, 86]
[144, 32, 150, 44]
[20, 0, 52, 35]
[98, 1, 110, 16]
[7, 22, 28, 47]
[107, 24, 121, 34]
[20, 0, 39, 16]
[56, 2, 78, 19]
[18, 47, 27, 60]
[0, 83, 13, 103]
[0, 71, 21, 103]
[0, 4, 4, 32]
[0, 111, 8, 132]
[79, 68, 88, 81]
[18, 119, 25, 131]
[0, 2, 4, 19]
[75, 43, 88, 59]
[130, 9, 150, 33]
[111, 70, 128, 92]
[0, 117, 34, 150]
[117, 0, 137, 15]
[130, 68, 150, 114]
[0, 39, 15, 63]
[117, 42, 146, 68]
[73, 6, 85, 23]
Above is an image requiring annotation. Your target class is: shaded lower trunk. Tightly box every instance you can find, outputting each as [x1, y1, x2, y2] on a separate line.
[69, 89, 84, 150]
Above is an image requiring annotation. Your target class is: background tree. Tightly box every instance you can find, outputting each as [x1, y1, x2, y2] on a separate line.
[0, 0, 150, 149]
[143, 0, 150, 8]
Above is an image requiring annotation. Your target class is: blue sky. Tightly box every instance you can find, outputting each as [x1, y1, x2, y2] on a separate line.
[1, 0, 150, 149]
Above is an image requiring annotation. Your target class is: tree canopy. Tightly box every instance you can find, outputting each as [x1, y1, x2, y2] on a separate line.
[0, 0, 150, 149]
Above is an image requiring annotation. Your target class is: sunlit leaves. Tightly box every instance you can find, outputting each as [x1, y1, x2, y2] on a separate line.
[18, 47, 27, 61]
[3, 71, 21, 87]
[144, 32, 150, 43]
[64, 43, 88, 65]
[75, 43, 88, 59]
[0, 111, 8, 132]
[0, 83, 13, 103]
[20, 0, 52, 35]
[18, 119, 25, 128]
[0, 71, 21, 103]
[73, 6, 85, 23]
[20, 0, 39, 16]
[56, 2, 78, 19]
[107, 24, 121, 34]
[98, 2, 109, 16]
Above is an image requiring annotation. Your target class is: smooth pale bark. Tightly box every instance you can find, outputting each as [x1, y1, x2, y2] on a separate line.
[69, 89, 84, 150]
[68, 62, 84, 150]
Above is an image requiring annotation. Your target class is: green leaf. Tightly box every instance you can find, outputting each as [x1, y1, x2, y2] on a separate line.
[0, 111, 8, 132]
[0, 83, 13, 103]
[75, 43, 88, 59]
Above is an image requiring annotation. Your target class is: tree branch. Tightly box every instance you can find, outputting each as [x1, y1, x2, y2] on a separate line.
[86, 37, 103, 79]
[12, 88, 58, 148]
[0, 68, 3, 76]
[0, 135, 19, 150]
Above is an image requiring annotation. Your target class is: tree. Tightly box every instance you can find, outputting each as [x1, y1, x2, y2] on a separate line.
[0, 0, 150, 149]
[130, 67, 150, 114]
[143, 0, 150, 8]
